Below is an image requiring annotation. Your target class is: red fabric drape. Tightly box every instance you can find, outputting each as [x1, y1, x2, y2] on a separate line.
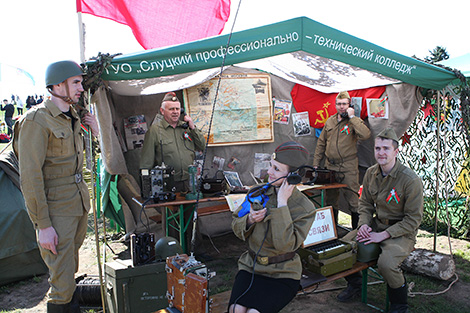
[291, 84, 386, 128]
[77, 0, 231, 50]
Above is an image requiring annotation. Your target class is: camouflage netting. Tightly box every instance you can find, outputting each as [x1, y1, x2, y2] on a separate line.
[399, 83, 470, 238]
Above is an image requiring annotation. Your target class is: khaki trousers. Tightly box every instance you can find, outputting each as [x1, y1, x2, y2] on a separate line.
[325, 168, 360, 213]
[39, 213, 88, 304]
[343, 227, 415, 288]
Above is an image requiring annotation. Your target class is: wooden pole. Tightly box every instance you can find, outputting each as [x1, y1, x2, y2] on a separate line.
[77, 12, 86, 63]
[434, 91, 441, 252]
[87, 92, 107, 312]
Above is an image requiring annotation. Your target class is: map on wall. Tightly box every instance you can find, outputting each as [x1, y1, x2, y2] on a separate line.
[183, 74, 274, 146]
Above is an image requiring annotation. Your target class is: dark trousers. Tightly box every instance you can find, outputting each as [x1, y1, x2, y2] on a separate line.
[5, 117, 13, 137]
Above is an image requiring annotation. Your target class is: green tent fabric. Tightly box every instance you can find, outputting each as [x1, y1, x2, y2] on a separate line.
[100, 161, 126, 229]
[0, 151, 47, 286]
[97, 17, 457, 90]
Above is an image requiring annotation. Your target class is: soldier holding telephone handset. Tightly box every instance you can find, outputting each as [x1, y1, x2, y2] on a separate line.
[313, 91, 371, 229]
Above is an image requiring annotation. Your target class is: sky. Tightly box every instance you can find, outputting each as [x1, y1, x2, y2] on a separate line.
[0, 0, 469, 98]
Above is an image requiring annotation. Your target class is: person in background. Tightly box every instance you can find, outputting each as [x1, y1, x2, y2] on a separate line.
[16, 95, 24, 115]
[140, 91, 205, 191]
[336, 128, 423, 313]
[1, 99, 15, 137]
[312, 91, 370, 229]
[13, 60, 99, 313]
[140, 91, 207, 256]
[229, 141, 317, 313]
[37, 95, 44, 105]
[26, 95, 36, 109]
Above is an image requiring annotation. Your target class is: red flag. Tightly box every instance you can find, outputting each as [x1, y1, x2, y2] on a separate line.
[77, 0, 231, 50]
[291, 85, 386, 129]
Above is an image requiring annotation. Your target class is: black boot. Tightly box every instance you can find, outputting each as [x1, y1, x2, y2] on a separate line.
[337, 272, 362, 302]
[47, 302, 70, 313]
[351, 212, 360, 229]
[69, 289, 81, 313]
[388, 282, 409, 313]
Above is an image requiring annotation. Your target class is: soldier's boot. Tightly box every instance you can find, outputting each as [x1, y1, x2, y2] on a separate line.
[351, 212, 360, 229]
[337, 272, 362, 302]
[388, 282, 409, 313]
[69, 289, 81, 313]
[47, 302, 70, 313]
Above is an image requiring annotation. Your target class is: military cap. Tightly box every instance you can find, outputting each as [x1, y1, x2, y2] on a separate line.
[162, 91, 180, 103]
[377, 127, 399, 143]
[336, 91, 350, 100]
[272, 141, 309, 169]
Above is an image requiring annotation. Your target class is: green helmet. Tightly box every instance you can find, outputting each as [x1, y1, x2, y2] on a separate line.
[45, 60, 83, 87]
[356, 241, 381, 263]
[155, 236, 183, 260]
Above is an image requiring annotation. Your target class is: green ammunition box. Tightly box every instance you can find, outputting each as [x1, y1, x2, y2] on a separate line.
[105, 259, 168, 313]
[298, 249, 356, 277]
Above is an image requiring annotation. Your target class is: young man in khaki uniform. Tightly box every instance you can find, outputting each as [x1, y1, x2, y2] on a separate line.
[13, 61, 98, 313]
[313, 91, 370, 228]
[337, 128, 423, 313]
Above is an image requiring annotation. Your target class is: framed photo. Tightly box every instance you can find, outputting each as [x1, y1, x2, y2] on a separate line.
[366, 97, 389, 119]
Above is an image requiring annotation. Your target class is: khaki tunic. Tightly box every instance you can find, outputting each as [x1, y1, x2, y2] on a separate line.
[13, 99, 91, 303]
[358, 160, 423, 288]
[313, 114, 370, 213]
[232, 187, 316, 280]
[140, 116, 205, 182]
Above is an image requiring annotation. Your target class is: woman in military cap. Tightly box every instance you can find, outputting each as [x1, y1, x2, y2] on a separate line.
[228, 141, 317, 313]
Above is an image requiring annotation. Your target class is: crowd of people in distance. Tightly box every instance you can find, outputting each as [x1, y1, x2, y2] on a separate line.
[0, 94, 45, 142]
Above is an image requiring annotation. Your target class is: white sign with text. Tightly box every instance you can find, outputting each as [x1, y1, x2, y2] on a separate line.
[303, 206, 337, 247]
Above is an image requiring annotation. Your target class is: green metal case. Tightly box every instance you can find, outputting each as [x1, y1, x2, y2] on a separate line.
[105, 259, 168, 313]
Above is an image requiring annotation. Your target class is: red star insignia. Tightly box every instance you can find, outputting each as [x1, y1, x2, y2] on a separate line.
[421, 155, 427, 164]
[421, 103, 435, 119]
[401, 132, 411, 145]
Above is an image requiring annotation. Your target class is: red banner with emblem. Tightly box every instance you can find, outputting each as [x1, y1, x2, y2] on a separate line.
[291, 85, 386, 129]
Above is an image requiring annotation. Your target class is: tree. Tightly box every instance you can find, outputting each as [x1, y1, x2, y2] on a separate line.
[425, 46, 450, 63]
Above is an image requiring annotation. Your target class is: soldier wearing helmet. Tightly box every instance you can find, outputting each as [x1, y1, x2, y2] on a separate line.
[13, 60, 99, 313]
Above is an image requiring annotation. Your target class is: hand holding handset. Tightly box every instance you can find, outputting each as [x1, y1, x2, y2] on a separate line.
[180, 108, 189, 129]
[340, 102, 355, 119]
[237, 166, 317, 217]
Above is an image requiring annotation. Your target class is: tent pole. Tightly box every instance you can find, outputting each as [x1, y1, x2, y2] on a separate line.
[77, 12, 86, 63]
[434, 91, 441, 252]
[88, 92, 107, 312]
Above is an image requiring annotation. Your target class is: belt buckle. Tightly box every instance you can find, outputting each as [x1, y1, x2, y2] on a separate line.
[257, 256, 269, 266]
[75, 173, 82, 184]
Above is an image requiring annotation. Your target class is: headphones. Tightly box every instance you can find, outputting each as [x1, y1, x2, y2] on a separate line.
[248, 165, 318, 198]
[286, 165, 317, 185]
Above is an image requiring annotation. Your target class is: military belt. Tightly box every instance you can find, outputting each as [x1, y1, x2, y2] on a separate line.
[378, 217, 401, 226]
[248, 249, 296, 266]
[327, 154, 356, 165]
[44, 173, 83, 188]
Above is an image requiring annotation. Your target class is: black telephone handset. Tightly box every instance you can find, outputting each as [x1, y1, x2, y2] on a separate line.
[340, 103, 354, 119]
[180, 108, 189, 129]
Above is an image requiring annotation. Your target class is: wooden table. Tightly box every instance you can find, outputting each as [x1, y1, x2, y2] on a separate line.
[133, 182, 348, 253]
[133, 195, 227, 252]
[301, 182, 348, 208]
